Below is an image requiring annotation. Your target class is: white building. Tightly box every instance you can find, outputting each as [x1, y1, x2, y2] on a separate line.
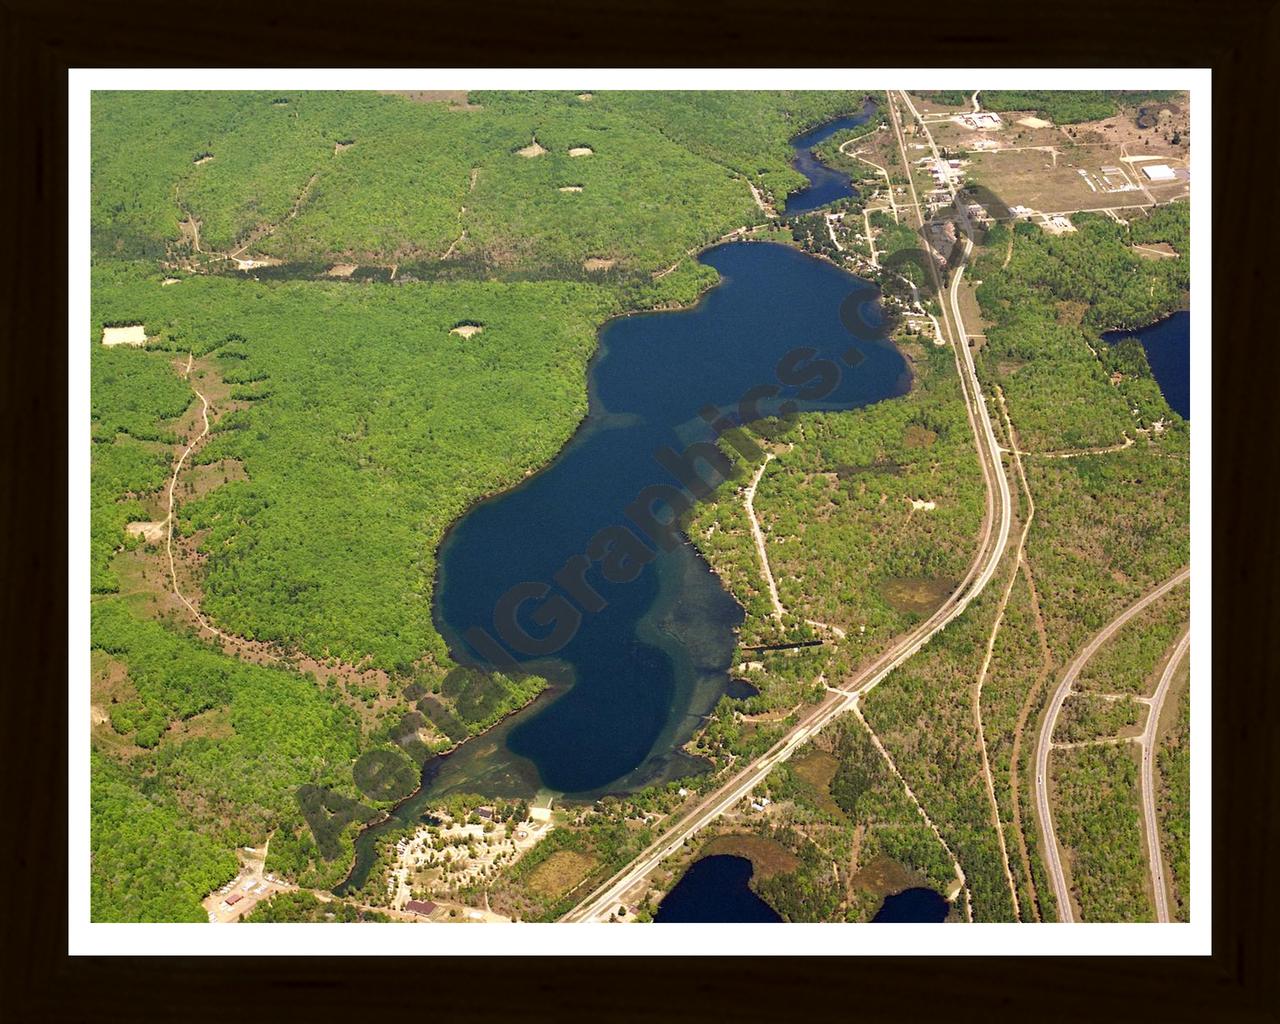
[1141, 163, 1177, 182]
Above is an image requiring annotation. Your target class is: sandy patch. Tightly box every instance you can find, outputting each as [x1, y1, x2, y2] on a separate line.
[909, 498, 937, 511]
[161, 277, 180, 286]
[1017, 116, 1053, 129]
[233, 256, 282, 271]
[577, 93, 593, 102]
[517, 139, 547, 158]
[558, 185, 583, 193]
[101, 325, 147, 347]
[326, 263, 358, 278]
[1133, 241, 1178, 259]
[194, 154, 213, 165]
[334, 141, 354, 153]
[568, 146, 594, 157]
[583, 258, 616, 272]
[126, 520, 169, 544]
[450, 323, 484, 338]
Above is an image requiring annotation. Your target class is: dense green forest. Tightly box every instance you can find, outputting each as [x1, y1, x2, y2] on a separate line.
[94, 90, 870, 274]
[1052, 743, 1153, 920]
[598, 91, 874, 210]
[92, 262, 615, 670]
[972, 213, 1188, 451]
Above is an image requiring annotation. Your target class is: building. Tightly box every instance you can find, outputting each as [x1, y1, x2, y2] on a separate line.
[1141, 163, 1177, 182]
[953, 112, 1003, 131]
[405, 900, 437, 917]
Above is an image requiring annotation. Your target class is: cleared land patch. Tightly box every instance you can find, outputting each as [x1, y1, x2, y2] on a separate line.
[526, 849, 599, 900]
[102, 324, 148, 347]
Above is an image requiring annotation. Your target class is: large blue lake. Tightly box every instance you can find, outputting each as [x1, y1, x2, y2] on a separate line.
[1102, 309, 1190, 419]
[427, 241, 909, 801]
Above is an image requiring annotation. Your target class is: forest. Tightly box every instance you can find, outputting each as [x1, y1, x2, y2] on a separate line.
[1051, 743, 1153, 921]
[975, 91, 1179, 124]
[972, 212, 1188, 451]
[93, 90, 870, 277]
[92, 261, 615, 671]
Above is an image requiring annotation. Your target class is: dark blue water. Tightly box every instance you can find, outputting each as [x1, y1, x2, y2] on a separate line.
[872, 887, 950, 922]
[654, 855, 782, 922]
[726, 677, 760, 699]
[432, 241, 909, 799]
[784, 102, 876, 215]
[1102, 310, 1190, 419]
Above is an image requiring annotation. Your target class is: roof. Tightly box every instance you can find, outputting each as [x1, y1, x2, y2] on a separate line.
[1141, 163, 1177, 181]
[405, 900, 437, 916]
[225, 893, 243, 905]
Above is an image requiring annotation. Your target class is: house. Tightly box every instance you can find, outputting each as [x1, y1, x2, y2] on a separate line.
[405, 899, 436, 917]
[223, 893, 243, 909]
[1141, 163, 1177, 181]
[477, 806, 494, 821]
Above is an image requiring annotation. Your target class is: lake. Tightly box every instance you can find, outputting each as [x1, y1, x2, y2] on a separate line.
[336, 240, 909, 894]
[1102, 309, 1190, 419]
[654, 855, 782, 923]
[429, 240, 909, 802]
[783, 101, 877, 215]
[872, 887, 950, 922]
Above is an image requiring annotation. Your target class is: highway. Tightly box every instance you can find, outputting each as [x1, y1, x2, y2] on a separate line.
[1141, 627, 1190, 923]
[561, 91, 1014, 923]
[1033, 567, 1190, 922]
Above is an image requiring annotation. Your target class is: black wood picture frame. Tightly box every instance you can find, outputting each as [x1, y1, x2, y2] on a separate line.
[3, 0, 1274, 1018]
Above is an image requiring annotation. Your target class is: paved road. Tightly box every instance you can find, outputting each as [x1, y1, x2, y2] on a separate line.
[562, 93, 1014, 923]
[1141, 627, 1190, 923]
[1033, 567, 1190, 922]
